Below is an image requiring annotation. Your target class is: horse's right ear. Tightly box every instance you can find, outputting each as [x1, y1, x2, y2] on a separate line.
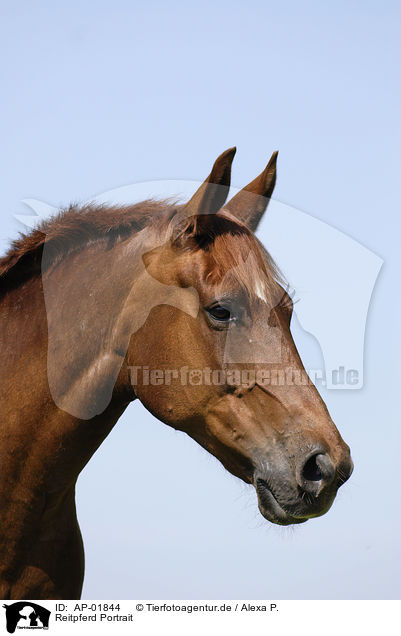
[182, 146, 236, 217]
[223, 151, 278, 231]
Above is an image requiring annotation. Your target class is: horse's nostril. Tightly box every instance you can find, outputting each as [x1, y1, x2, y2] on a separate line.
[302, 454, 323, 482]
[301, 453, 335, 492]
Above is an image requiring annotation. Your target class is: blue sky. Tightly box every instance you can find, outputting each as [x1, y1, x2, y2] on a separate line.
[1, 1, 400, 598]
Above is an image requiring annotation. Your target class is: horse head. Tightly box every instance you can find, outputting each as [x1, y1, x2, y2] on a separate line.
[126, 148, 353, 525]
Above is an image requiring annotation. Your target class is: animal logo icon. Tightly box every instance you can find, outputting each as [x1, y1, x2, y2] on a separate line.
[2, 602, 50, 633]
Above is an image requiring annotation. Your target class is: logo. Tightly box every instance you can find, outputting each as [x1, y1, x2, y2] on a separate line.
[2, 603, 50, 634]
[16, 185, 382, 420]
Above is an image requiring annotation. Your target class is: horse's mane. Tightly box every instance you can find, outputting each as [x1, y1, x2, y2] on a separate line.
[0, 200, 175, 291]
[0, 199, 283, 300]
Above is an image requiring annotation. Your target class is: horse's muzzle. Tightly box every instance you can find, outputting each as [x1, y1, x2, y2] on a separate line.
[254, 448, 354, 526]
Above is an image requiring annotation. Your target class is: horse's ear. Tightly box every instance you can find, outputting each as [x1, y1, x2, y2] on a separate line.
[223, 151, 278, 231]
[172, 147, 236, 245]
[182, 146, 236, 217]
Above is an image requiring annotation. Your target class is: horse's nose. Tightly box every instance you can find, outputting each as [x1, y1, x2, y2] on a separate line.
[297, 451, 336, 495]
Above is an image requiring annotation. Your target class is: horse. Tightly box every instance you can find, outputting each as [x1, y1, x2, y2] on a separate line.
[0, 147, 353, 599]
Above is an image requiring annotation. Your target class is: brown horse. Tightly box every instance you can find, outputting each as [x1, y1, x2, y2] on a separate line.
[0, 148, 353, 599]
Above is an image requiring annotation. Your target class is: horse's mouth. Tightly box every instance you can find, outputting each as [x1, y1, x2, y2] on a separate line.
[255, 478, 308, 526]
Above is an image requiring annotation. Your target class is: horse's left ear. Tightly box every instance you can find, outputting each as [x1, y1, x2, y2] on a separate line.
[172, 147, 236, 244]
[223, 151, 278, 231]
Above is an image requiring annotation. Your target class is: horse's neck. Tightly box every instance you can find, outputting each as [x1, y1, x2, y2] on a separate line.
[0, 241, 140, 472]
[0, 265, 134, 596]
[0, 220, 171, 597]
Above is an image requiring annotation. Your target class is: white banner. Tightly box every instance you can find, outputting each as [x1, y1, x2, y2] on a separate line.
[1, 600, 398, 636]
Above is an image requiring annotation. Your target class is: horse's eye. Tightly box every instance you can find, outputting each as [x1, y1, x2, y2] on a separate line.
[206, 305, 231, 322]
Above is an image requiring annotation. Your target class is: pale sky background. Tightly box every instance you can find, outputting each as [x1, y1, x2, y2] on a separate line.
[1, 1, 400, 599]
